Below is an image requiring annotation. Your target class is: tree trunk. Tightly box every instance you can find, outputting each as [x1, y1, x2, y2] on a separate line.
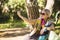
[45, 0, 54, 16]
[17, 10, 37, 27]
[25, 0, 39, 20]
[17, 0, 40, 31]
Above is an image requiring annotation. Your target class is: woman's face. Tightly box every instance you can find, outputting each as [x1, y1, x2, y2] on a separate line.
[40, 12, 48, 19]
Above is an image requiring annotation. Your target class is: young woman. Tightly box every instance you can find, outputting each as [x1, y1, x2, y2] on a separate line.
[24, 9, 55, 40]
[38, 9, 55, 40]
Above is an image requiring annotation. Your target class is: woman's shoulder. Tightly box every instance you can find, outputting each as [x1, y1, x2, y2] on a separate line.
[45, 20, 54, 27]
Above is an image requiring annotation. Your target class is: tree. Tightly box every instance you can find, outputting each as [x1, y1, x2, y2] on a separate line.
[17, 0, 40, 29]
[17, 0, 54, 29]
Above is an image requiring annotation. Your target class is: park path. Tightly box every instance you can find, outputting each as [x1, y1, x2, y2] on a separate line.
[0, 34, 29, 40]
[0, 27, 60, 40]
[0, 28, 30, 40]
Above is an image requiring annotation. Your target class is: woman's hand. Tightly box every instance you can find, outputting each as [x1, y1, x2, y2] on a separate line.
[40, 29, 44, 35]
[40, 27, 47, 35]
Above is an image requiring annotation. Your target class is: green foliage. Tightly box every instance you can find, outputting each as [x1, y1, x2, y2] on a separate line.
[0, 0, 27, 28]
[0, 0, 26, 22]
[53, 0, 60, 13]
[37, 0, 46, 8]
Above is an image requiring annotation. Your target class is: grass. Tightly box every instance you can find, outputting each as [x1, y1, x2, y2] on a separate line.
[10, 20, 26, 28]
[0, 24, 10, 29]
[0, 20, 26, 29]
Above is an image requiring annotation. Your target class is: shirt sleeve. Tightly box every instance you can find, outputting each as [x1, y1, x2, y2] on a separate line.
[45, 21, 54, 27]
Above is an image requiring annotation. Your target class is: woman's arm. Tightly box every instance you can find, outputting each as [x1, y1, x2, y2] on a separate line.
[29, 19, 38, 36]
[29, 27, 37, 36]
[40, 24, 55, 35]
[46, 24, 55, 31]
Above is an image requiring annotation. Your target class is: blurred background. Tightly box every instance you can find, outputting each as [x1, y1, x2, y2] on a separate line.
[0, 0, 60, 35]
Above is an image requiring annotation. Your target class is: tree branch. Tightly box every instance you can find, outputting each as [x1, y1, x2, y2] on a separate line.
[17, 10, 36, 25]
[17, 11, 29, 23]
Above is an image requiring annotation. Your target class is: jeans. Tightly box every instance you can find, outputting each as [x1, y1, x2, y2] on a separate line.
[38, 34, 48, 40]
